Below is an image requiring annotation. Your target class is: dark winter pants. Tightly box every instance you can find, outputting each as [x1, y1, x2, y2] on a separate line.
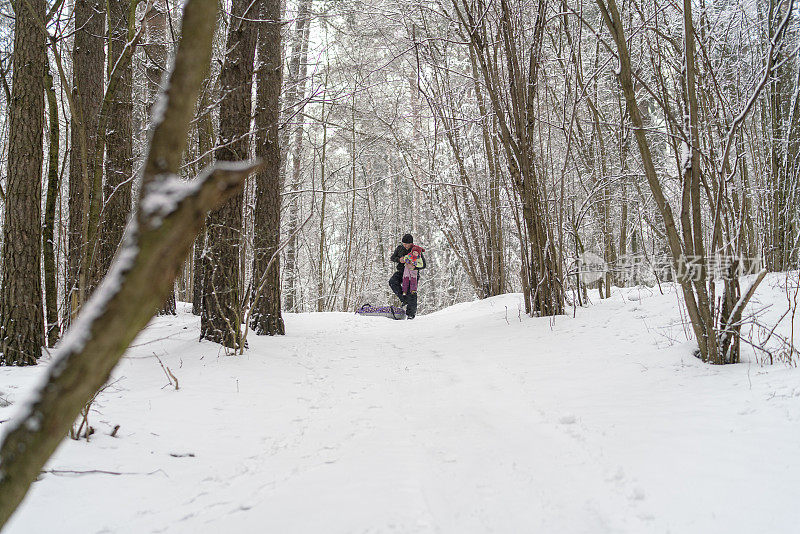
[389, 270, 418, 317]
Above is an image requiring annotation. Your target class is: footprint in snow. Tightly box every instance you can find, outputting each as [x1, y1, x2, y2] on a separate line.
[629, 487, 646, 501]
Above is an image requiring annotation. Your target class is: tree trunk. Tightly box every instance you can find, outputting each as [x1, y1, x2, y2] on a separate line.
[192, 78, 216, 315]
[342, 93, 358, 312]
[454, 0, 563, 315]
[470, 42, 505, 296]
[66, 0, 106, 322]
[1, 0, 46, 365]
[43, 69, 61, 348]
[101, 0, 134, 279]
[192, 224, 206, 315]
[282, 0, 313, 313]
[144, 0, 178, 315]
[250, 0, 285, 335]
[767, 0, 798, 271]
[201, 0, 258, 348]
[315, 75, 329, 312]
[681, 0, 717, 362]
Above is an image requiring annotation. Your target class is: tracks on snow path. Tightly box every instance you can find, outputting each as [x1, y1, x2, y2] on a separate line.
[3, 291, 800, 533]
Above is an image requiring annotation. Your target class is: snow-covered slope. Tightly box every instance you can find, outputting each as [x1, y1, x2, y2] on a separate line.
[1, 277, 799, 533]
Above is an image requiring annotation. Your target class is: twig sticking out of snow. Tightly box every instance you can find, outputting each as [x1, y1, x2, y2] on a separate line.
[154, 354, 180, 390]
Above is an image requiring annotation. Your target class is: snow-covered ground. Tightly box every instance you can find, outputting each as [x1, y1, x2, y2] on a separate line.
[1, 276, 799, 533]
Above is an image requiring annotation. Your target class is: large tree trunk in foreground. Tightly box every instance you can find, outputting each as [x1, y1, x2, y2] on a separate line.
[250, 0, 285, 335]
[0, 0, 255, 526]
[0, 0, 46, 365]
[201, 0, 258, 348]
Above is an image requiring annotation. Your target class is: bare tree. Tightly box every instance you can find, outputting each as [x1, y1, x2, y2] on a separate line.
[192, 76, 217, 316]
[43, 68, 61, 348]
[100, 0, 135, 283]
[201, 0, 258, 348]
[145, 0, 178, 315]
[452, 0, 564, 315]
[282, 0, 313, 313]
[66, 0, 106, 320]
[595, 0, 788, 362]
[250, 0, 286, 335]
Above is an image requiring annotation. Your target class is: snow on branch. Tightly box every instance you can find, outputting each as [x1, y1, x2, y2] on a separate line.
[0, 0, 252, 527]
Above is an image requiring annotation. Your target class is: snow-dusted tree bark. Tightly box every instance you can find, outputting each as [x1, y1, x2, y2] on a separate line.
[469, 58, 506, 298]
[201, 0, 258, 348]
[0, 0, 46, 365]
[0, 0, 253, 524]
[250, 0, 285, 335]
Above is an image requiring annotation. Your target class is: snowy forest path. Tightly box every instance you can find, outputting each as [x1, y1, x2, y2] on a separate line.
[206, 303, 658, 532]
[3, 291, 800, 533]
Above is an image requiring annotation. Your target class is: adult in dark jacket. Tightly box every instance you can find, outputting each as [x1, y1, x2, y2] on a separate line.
[389, 233, 426, 319]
